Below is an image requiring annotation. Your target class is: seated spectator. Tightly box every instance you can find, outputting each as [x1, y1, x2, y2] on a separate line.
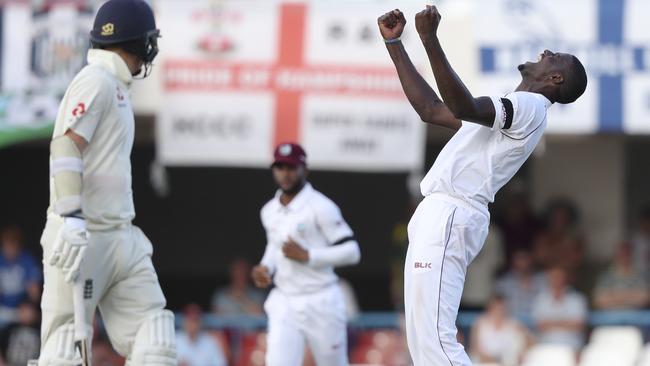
[462, 225, 504, 309]
[0, 301, 39, 366]
[631, 205, 650, 273]
[0, 226, 41, 326]
[469, 295, 532, 366]
[593, 240, 650, 310]
[533, 199, 585, 282]
[495, 249, 547, 321]
[212, 258, 264, 316]
[177, 304, 227, 366]
[532, 267, 588, 351]
[495, 185, 541, 265]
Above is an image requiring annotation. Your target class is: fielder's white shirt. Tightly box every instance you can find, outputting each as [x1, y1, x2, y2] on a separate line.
[48, 49, 135, 230]
[260, 183, 359, 295]
[420, 91, 551, 207]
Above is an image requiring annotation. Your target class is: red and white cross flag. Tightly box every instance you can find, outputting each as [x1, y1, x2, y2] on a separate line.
[156, 0, 426, 171]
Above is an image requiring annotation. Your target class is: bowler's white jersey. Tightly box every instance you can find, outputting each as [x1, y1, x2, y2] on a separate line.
[405, 91, 552, 365]
[260, 183, 357, 295]
[420, 91, 551, 208]
[48, 49, 135, 230]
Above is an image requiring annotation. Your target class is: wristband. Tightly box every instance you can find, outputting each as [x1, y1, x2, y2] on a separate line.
[384, 38, 402, 44]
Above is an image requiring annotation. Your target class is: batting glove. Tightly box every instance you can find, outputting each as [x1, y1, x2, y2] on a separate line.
[49, 217, 89, 283]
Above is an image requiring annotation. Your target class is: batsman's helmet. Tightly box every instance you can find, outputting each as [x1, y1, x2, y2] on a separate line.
[90, 0, 160, 77]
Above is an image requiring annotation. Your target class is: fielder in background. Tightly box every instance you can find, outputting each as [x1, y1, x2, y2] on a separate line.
[251, 143, 361, 366]
[35, 0, 175, 365]
[378, 5, 587, 366]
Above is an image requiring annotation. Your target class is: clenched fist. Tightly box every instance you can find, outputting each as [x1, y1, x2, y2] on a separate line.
[282, 237, 309, 263]
[377, 9, 407, 41]
[415, 5, 442, 37]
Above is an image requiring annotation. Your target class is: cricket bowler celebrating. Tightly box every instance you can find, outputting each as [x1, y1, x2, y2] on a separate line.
[251, 143, 361, 366]
[35, 1, 175, 365]
[378, 6, 587, 365]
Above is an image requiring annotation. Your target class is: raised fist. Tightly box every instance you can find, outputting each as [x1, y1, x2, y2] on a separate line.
[378, 9, 407, 41]
[415, 5, 442, 37]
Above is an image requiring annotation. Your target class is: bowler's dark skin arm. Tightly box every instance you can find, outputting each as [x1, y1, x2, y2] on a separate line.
[417, 6, 496, 127]
[386, 42, 461, 130]
[378, 9, 461, 130]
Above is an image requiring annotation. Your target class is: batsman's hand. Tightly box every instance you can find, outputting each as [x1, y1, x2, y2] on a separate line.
[415, 5, 442, 37]
[378, 9, 407, 41]
[49, 217, 89, 283]
[251, 265, 272, 288]
[282, 237, 309, 263]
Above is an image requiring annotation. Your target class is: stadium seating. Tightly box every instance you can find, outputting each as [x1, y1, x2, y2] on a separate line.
[579, 344, 636, 366]
[578, 326, 643, 366]
[521, 344, 576, 366]
[350, 330, 407, 365]
[235, 331, 267, 366]
[589, 326, 643, 354]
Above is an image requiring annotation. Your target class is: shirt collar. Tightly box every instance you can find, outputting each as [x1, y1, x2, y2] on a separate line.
[274, 183, 313, 212]
[87, 49, 133, 86]
[534, 93, 553, 108]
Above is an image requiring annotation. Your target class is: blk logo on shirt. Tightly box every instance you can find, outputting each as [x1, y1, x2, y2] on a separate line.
[414, 262, 432, 269]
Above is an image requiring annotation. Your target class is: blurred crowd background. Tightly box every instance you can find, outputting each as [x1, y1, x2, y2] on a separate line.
[2, 194, 650, 365]
[1, 0, 650, 365]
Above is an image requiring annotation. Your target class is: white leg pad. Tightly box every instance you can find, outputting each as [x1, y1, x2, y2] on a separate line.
[37, 323, 93, 366]
[125, 309, 177, 366]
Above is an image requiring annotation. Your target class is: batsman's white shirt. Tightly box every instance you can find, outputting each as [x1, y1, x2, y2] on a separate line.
[48, 48, 135, 231]
[39, 49, 168, 362]
[406, 91, 551, 366]
[260, 183, 356, 295]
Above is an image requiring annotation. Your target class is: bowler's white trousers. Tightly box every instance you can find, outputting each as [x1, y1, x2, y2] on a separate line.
[39, 217, 167, 359]
[264, 284, 348, 366]
[405, 193, 489, 366]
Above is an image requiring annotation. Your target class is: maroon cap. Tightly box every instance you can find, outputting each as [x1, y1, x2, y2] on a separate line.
[272, 142, 307, 167]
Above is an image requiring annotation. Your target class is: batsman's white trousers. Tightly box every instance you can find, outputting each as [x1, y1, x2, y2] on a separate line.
[39, 217, 167, 358]
[264, 284, 348, 366]
[405, 193, 489, 366]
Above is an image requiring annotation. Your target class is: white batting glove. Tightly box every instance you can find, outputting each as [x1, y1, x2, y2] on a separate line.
[49, 217, 89, 283]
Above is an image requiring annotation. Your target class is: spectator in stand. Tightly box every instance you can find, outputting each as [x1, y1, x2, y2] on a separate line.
[0, 301, 39, 366]
[212, 258, 264, 316]
[495, 185, 541, 266]
[0, 226, 41, 326]
[593, 240, 650, 310]
[532, 267, 588, 352]
[469, 295, 533, 366]
[533, 199, 585, 282]
[462, 225, 504, 309]
[177, 304, 227, 366]
[495, 249, 547, 321]
[631, 205, 650, 274]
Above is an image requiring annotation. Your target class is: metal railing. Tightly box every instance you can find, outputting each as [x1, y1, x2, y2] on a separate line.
[175, 310, 650, 330]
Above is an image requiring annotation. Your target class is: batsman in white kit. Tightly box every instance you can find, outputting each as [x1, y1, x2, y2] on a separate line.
[378, 6, 588, 366]
[251, 143, 361, 366]
[35, 1, 176, 365]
